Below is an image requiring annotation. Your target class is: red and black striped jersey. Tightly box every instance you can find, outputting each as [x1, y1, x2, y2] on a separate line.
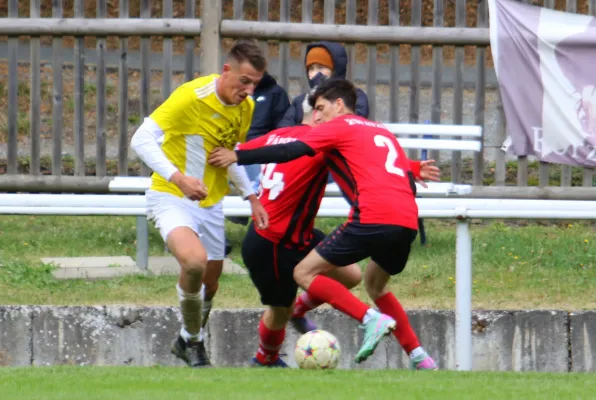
[238, 125, 328, 248]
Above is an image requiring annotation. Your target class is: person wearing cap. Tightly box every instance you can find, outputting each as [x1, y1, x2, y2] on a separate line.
[277, 41, 369, 128]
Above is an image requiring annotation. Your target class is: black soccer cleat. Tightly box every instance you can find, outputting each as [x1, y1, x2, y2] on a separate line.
[171, 335, 212, 368]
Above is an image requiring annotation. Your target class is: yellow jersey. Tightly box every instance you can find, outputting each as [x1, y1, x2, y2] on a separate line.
[149, 74, 255, 207]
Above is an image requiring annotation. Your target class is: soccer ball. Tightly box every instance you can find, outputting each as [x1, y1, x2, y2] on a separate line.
[294, 330, 341, 369]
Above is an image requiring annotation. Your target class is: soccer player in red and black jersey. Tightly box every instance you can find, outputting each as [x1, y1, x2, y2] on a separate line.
[209, 78, 439, 369]
[238, 100, 363, 367]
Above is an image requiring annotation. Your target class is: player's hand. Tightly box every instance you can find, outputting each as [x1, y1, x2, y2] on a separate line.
[170, 172, 208, 201]
[247, 194, 269, 230]
[208, 147, 238, 168]
[417, 159, 441, 188]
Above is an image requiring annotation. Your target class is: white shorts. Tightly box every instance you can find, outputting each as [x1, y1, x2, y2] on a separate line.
[145, 190, 225, 261]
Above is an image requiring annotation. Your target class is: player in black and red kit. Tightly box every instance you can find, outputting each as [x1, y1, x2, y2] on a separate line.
[209, 78, 439, 369]
[238, 99, 363, 367]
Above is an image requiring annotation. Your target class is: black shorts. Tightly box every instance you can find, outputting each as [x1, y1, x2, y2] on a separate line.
[315, 222, 418, 276]
[241, 223, 325, 307]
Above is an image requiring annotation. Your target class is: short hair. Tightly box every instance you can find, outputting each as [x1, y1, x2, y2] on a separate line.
[308, 78, 357, 112]
[227, 39, 267, 72]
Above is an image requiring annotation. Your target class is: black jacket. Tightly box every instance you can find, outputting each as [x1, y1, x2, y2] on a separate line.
[277, 41, 370, 128]
[246, 72, 290, 141]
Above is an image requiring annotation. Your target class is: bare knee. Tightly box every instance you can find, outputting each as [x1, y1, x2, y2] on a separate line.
[179, 253, 208, 277]
[293, 263, 313, 289]
[293, 250, 335, 290]
[167, 227, 208, 277]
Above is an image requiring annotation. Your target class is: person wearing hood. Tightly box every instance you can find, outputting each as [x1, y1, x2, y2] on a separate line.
[277, 42, 369, 205]
[277, 41, 369, 128]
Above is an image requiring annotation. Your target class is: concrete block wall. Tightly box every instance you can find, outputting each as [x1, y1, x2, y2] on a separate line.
[0, 306, 592, 371]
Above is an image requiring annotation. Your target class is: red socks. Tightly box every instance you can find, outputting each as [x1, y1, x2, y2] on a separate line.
[255, 319, 286, 365]
[307, 275, 369, 322]
[375, 292, 420, 354]
[292, 292, 323, 319]
[302, 277, 420, 355]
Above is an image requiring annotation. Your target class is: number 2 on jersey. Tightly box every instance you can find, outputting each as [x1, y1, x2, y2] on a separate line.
[260, 163, 285, 200]
[374, 135, 405, 177]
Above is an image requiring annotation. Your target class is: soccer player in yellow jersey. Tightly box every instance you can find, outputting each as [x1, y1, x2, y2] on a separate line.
[130, 40, 268, 368]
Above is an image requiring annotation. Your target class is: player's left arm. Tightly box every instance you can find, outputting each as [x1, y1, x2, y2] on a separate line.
[227, 162, 268, 229]
[409, 160, 422, 180]
[412, 159, 441, 185]
[227, 163, 256, 200]
[229, 99, 269, 227]
[398, 131, 439, 182]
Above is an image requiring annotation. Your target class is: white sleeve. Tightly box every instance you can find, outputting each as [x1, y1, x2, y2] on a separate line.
[130, 117, 179, 181]
[227, 163, 256, 200]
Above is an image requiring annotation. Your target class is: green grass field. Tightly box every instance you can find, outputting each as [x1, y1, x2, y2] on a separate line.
[0, 366, 594, 400]
[1, 216, 595, 396]
[1, 215, 595, 309]
[0, 215, 595, 309]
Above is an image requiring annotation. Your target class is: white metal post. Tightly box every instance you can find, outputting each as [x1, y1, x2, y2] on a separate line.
[455, 218, 472, 371]
[136, 216, 149, 270]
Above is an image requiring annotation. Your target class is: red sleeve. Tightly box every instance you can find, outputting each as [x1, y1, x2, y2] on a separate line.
[238, 134, 269, 151]
[409, 160, 421, 179]
[297, 123, 340, 153]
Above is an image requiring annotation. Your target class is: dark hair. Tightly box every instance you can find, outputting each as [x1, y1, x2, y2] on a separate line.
[227, 39, 267, 72]
[308, 78, 357, 112]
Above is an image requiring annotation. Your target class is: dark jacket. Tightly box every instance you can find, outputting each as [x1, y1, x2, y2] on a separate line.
[246, 72, 290, 141]
[277, 41, 370, 128]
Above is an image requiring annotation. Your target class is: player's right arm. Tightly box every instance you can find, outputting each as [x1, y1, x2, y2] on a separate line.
[235, 141, 315, 165]
[130, 118, 179, 181]
[130, 86, 208, 201]
[409, 160, 422, 179]
[211, 124, 337, 167]
[131, 118, 208, 200]
[207, 140, 314, 168]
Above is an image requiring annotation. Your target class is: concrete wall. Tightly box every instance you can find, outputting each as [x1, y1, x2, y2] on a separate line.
[0, 306, 592, 372]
